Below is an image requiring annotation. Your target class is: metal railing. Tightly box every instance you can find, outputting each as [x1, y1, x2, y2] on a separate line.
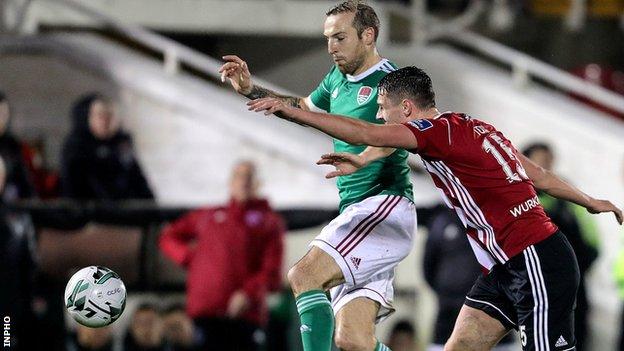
[18, 0, 290, 91]
[4, 0, 624, 116]
[445, 31, 624, 114]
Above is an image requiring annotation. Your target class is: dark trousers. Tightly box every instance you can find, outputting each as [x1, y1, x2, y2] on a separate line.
[194, 317, 263, 351]
[574, 279, 589, 351]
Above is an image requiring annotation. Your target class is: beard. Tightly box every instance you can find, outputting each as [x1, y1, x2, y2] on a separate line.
[335, 47, 367, 75]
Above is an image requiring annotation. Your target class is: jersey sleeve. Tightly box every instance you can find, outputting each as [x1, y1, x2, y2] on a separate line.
[402, 118, 452, 158]
[306, 68, 333, 112]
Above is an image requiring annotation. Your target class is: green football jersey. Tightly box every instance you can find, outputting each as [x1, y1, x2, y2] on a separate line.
[307, 59, 414, 212]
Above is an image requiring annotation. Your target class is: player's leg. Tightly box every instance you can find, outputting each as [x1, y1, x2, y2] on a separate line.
[513, 231, 579, 351]
[288, 246, 344, 351]
[289, 195, 415, 351]
[446, 266, 517, 351]
[333, 297, 380, 351]
[444, 305, 510, 351]
[329, 195, 414, 351]
[288, 246, 344, 296]
[331, 273, 397, 351]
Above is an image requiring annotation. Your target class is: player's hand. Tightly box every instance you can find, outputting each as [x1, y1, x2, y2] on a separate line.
[226, 290, 250, 318]
[247, 98, 296, 117]
[317, 152, 367, 179]
[586, 199, 623, 225]
[219, 55, 253, 95]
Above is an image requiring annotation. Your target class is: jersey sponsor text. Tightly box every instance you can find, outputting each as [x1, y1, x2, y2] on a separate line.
[510, 196, 541, 218]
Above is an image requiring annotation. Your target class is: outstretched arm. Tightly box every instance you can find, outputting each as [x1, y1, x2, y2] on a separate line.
[247, 97, 418, 149]
[519, 154, 623, 224]
[219, 55, 308, 110]
[316, 147, 396, 178]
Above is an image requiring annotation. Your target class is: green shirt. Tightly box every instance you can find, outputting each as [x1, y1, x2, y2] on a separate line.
[308, 59, 414, 212]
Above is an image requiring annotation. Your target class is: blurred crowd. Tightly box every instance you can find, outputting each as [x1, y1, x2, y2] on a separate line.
[68, 303, 198, 351]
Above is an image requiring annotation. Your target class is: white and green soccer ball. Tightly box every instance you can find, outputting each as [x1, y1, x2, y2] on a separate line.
[64, 266, 127, 328]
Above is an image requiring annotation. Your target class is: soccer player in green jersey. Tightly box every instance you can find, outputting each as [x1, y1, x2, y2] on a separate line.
[219, 2, 415, 351]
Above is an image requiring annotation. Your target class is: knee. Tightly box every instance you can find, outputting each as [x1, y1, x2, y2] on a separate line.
[287, 265, 301, 292]
[287, 264, 317, 296]
[334, 332, 372, 351]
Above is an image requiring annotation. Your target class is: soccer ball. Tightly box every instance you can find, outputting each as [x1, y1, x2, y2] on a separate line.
[64, 266, 127, 328]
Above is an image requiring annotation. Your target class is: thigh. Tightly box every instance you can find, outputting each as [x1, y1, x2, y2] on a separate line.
[334, 297, 379, 349]
[291, 246, 344, 293]
[311, 195, 416, 287]
[331, 270, 395, 323]
[511, 233, 580, 351]
[464, 271, 518, 332]
[447, 305, 510, 351]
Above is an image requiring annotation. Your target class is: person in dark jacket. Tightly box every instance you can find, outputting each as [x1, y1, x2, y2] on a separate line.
[0, 91, 35, 201]
[0, 155, 37, 350]
[60, 93, 153, 200]
[423, 207, 516, 350]
[159, 160, 285, 351]
[522, 142, 599, 351]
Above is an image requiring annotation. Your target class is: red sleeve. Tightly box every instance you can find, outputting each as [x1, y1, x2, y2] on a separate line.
[242, 213, 285, 300]
[158, 210, 202, 268]
[402, 118, 452, 158]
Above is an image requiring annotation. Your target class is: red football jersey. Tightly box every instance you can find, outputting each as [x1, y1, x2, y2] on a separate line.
[403, 112, 558, 269]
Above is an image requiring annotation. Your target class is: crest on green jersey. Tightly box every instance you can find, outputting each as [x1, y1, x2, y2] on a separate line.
[357, 86, 374, 105]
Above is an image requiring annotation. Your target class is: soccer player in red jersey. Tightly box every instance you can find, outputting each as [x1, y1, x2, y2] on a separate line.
[247, 66, 623, 351]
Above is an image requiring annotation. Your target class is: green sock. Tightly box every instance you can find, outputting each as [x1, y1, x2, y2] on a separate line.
[376, 341, 392, 351]
[296, 290, 334, 351]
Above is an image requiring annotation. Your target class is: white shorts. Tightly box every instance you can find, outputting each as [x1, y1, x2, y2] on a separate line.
[311, 194, 416, 322]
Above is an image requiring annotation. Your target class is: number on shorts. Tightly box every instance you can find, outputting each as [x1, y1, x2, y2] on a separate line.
[520, 325, 527, 347]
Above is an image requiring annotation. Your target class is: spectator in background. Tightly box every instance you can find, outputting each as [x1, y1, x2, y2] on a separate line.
[162, 303, 199, 351]
[60, 93, 153, 200]
[523, 142, 599, 351]
[124, 303, 165, 351]
[159, 160, 285, 351]
[68, 324, 114, 351]
[0, 155, 37, 351]
[21, 137, 60, 199]
[386, 319, 418, 351]
[0, 91, 35, 201]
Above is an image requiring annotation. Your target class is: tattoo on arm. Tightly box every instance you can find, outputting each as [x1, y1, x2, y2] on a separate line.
[244, 85, 302, 108]
[244, 85, 306, 125]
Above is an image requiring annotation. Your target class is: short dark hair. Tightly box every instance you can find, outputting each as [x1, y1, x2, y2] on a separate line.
[522, 142, 552, 158]
[326, 1, 380, 42]
[379, 66, 436, 109]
